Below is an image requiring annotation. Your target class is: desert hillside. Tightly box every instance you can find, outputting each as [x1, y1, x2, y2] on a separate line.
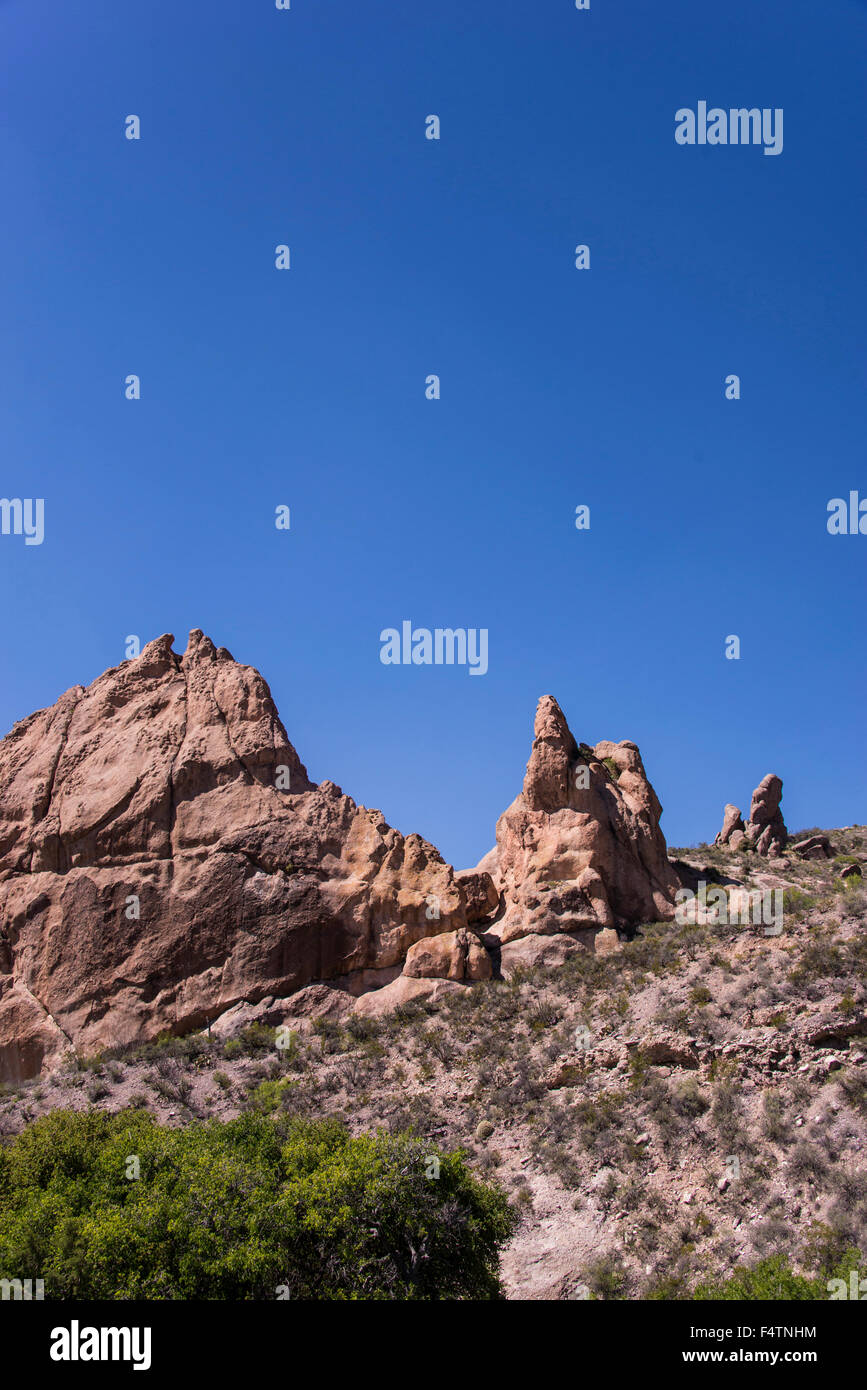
[1, 639, 864, 1299]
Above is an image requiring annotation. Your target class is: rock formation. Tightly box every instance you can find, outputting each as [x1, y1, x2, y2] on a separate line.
[791, 834, 834, 861]
[714, 774, 788, 857]
[714, 803, 745, 848]
[745, 774, 788, 856]
[481, 696, 679, 950]
[0, 632, 476, 1080]
[0, 650, 685, 1080]
[403, 927, 492, 982]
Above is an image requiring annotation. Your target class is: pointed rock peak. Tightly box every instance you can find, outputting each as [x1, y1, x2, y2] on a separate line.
[135, 633, 178, 675]
[753, 773, 783, 806]
[524, 695, 579, 812]
[183, 629, 217, 664]
[497, 694, 679, 939]
[140, 633, 175, 658]
[747, 773, 786, 855]
[533, 695, 576, 749]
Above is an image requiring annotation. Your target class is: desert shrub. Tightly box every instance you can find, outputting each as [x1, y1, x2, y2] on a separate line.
[842, 886, 867, 921]
[751, 1216, 793, 1257]
[96, 1032, 215, 1069]
[709, 1078, 742, 1147]
[782, 889, 818, 922]
[832, 1167, 867, 1207]
[344, 1014, 382, 1046]
[247, 1077, 294, 1113]
[422, 1028, 457, 1067]
[801, 1222, 861, 1277]
[671, 1075, 710, 1119]
[837, 1068, 867, 1114]
[583, 1252, 627, 1299]
[646, 1272, 690, 1299]
[760, 1092, 790, 1143]
[487, 1057, 545, 1115]
[572, 1091, 625, 1154]
[526, 997, 560, 1032]
[536, 1140, 583, 1189]
[383, 1090, 442, 1137]
[236, 1023, 280, 1055]
[789, 940, 845, 985]
[149, 1069, 192, 1107]
[787, 1142, 828, 1185]
[0, 1109, 516, 1300]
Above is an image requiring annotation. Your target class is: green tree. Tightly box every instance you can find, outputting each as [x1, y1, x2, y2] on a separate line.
[0, 1109, 515, 1300]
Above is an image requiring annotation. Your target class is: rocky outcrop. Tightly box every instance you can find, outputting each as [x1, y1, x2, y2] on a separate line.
[0, 658, 698, 1078]
[488, 696, 679, 947]
[714, 775, 788, 857]
[0, 632, 472, 1080]
[745, 774, 787, 856]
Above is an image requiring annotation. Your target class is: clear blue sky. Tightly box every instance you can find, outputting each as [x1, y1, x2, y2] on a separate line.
[1, 0, 864, 866]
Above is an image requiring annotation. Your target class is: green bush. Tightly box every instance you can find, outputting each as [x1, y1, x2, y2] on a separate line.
[0, 1109, 516, 1300]
[692, 1251, 861, 1300]
[782, 888, 818, 921]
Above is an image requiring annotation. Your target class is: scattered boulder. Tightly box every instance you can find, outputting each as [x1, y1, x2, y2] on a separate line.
[402, 927, 492, 982]
[208, 985, 353, 1039]
[498, 931, 588, 978]
[628, 1033, 700, 1069]
[715, 803, 745, 846]
[545, 1044, 620, 1089]
[545, 1060, 587, 1090]
[791, 835, 835, 861]
[804, 1014, 867, 1049]
[840, 862, 863, 880]
[351, 974, 462, 1018]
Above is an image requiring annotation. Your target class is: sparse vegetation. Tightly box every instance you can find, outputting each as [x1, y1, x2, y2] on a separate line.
[2, 825, 865, 1300]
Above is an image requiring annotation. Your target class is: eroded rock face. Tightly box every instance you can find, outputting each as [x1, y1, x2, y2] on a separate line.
[0, 632, 469, 1080]
[491, 696, 679, 945]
